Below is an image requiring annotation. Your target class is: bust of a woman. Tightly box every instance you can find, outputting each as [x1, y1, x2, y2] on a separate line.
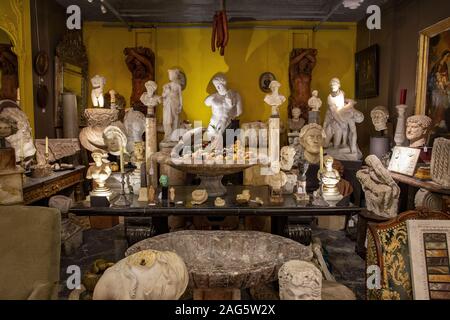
[86, 149, 112, 196]
[264, 80, 286, 116]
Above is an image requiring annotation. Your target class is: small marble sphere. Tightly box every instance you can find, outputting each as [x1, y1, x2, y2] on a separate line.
[91, 75, 106, 108]
[86, 149, 112, 197]
[308, 90, 322, 112]
[278, 260, 322, 300]
[103, 125, 128, 156]
[299, 124, 326, 164]
[205, 74, 243, 137]
[93, 249, 189, 300]
[264, 80, 286, 116]
[406, 115, 432, 148]
[370, 106, 389, 132]
[280, 146, 296, 171]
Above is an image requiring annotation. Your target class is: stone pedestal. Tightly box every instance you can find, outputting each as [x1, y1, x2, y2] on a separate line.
[0, 167, 24, 205]
[145, 116, 157, 179]
[308, 111, 320, 124]
[394, 104, 407, 146]
[268, 116, 280, 165]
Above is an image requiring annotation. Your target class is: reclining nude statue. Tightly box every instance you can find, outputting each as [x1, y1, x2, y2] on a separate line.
[356, 155, 400, 218]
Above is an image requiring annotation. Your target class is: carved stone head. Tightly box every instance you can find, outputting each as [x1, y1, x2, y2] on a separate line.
[91, 75, 106, 89]
[212, 74, 228, 96]
[103, 125, 127, 156]
[280, 146, 296, 171]
[329, 77, 341, 93]
[299, 124, 326, 164]
[292, 107, 301, 120]
[145, 80, 157, 95]
[370, 106, 389, 131]
[278, 260, 322, 300]
[406, 115, 432, 148]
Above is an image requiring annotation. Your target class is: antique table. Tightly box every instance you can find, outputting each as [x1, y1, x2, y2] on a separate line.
[23, 165, 85, 204]
[70, 185, 363, 241]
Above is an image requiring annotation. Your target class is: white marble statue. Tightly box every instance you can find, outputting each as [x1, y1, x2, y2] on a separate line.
[318, 156, 343, 205]
[356, 155, 400, 218]
[86, 149, 112, 197]
[103, 125, 128, 156]
[123, 109, 146, 154]
[280, 146, 296, 171]
[91, 75, 106, 108]
[0, 102, 36, 162]
[370, 106, 389, 132]
[323, 78, 364, 160]
[299, 123, 326, 164]
[93, 249, 189, 300]
[204, 74, 243, 138]
[162, 69, 183, 141]
[141, 80, 162, 116]
[264, 80, 286, 117]
[406, 115, 432, 148]
[278, 260, 322, 300]
[288, 107, 305, 133]
[308, 90, 322, 112]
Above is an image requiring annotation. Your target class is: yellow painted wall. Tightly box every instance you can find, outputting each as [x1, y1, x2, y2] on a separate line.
[84, 21, 356, 128]
[0, 0, 34, 134]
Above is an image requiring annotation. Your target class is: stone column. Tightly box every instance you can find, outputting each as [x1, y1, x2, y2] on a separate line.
[145, 115, 157, 185]
[268, 116, 280, 167]
[394, 104, 407, 146]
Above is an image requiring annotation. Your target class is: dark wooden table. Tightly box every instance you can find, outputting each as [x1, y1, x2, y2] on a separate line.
[70, 185, 363, 237]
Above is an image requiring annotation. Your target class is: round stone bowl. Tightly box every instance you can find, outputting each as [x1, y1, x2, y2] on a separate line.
[126, 230, 313, 289]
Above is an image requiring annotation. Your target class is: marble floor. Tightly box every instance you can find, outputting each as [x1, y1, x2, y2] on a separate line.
[59, 225, 365, 300]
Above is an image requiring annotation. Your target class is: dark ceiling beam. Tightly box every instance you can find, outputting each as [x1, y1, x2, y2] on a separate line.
[313, 0, 345, 32]
[100, 0, 131, 30]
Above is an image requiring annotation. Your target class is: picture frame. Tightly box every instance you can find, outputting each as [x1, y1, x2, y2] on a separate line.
[407, 220, 450, 300]
[259, 72, 276, 93]
[355, 44, 379, 99]
[388, 146, 421, 176]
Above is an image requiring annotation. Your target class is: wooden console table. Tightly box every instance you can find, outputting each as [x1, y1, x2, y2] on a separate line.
[23, 165, 85, 204]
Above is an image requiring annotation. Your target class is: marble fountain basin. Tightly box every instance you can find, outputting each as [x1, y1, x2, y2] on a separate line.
[126, 231, 313, 289]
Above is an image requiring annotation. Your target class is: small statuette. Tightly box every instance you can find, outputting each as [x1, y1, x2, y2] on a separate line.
[214, 197, 226, 207]
[169, 187, 176, 203]
[191, 189, 208, 205]
[236, 189, 251, 204]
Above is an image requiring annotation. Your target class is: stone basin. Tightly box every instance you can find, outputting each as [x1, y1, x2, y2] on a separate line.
[126, 230, 313, 290]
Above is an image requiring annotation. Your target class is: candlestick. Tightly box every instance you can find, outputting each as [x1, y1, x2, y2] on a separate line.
[120, 146, 125, 173]
[400, 89, 407, 104]
[45, 137, 49, 154]
[320, 146, 324, 171]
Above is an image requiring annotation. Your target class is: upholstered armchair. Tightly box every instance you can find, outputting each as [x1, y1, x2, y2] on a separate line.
[0, 206, 61, 299]
[366, 210, 450, 300]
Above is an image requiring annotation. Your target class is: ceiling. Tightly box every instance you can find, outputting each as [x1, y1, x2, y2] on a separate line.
[55, 0, 388, 25]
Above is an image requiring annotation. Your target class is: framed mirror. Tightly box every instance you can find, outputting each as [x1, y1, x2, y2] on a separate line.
[55, 30, 88, 136]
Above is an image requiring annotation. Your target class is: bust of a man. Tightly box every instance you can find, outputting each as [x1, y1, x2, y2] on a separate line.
[406, 115, 432, 148]
[370, 106, 389, 132]
[140, 80, 162, 116]
[299, 123, 326, 164]
[308, 90, 322, 112]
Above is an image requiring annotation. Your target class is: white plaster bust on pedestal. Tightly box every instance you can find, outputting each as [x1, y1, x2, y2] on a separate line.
[123, 109, 146, 154]
[91, 75, 106, 108]
[204, 74, 243, 137]
[299, 123, 326, 164]
[406, 115, 432, 148]
[103, 125, 128, 156]
[140, 80, 162, 116]
[278, 260, 322, 300]
[308, 90, 322, 112]
[93, 249, 188, 300]
[356, 155, 400, 218]
[370, 106, 389, 132]
[264, 80, 286, 117]
[162, 69, 183, 141]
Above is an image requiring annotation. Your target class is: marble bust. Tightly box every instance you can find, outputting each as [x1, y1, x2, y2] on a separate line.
[123, 109, 146, 154]
[278, 260, 322, 300]
[140, 80, 162, 116]
[299, 123, 326, 164]
[103, 125, 128, 156]
[93, 249, 188, 300]
[91, 75, 106, 108]
[205, 74, 243, 137]
[318, 156, 343, 204]
[406, 115, 432, 148]
[264, 80, 286, 117]
[86, 149, 112, 197]
[370, 106, 389, 132]
[162, 69, 183, 141]
[288, 107, 305, 133]
[356, 155, 400, 218]
[308, 90, 322, 112]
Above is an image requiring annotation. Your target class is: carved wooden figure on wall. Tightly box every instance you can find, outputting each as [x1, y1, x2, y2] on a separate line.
[289, 48, 317, 120]
[124, 47, 155, 114]
[0, 44, 18, 101]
